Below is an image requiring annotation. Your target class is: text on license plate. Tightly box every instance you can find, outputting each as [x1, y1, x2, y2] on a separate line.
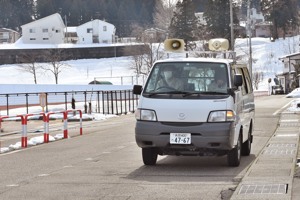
[170, 133, 191, 144]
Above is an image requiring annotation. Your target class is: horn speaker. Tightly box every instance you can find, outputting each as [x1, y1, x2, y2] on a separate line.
[164, 39, 185, 52]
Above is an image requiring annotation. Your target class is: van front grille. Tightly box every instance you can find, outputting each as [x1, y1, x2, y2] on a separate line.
[161, 122, 204, 127]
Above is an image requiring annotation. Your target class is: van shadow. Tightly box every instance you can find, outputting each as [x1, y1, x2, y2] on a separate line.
[125, 154, 256, 183]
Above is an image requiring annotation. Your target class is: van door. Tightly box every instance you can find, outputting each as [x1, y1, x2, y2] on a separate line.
[234, 66, 254, 142]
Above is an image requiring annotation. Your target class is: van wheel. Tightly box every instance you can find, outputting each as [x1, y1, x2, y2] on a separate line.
[227, 135, 241, 167]
[142, 148, 158, 165]
[242, 127, 252, 156]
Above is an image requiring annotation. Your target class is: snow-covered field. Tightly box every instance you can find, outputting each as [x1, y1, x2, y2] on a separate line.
[0, 36, 299, 87]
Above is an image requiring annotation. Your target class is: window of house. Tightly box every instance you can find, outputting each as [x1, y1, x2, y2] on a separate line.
[29, 28, 35, 33]
[0, 32, 9, 39]
[87, 28, 93, 33]
[30, 38, 36, 40]
[103, 26, 107, 31]
[43, 38, 49, 40]
[42, 28, 48, 33]
[56, 29, 61, 33]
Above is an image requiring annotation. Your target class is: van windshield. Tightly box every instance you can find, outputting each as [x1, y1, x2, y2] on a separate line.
[144, 62, 229, 95]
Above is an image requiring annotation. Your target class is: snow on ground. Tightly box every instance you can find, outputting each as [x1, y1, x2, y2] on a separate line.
[1, 37, 300, 153]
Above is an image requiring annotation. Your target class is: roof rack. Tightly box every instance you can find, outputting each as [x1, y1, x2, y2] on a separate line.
[191, 51, 236, 60]
[164, 38, 236, 60]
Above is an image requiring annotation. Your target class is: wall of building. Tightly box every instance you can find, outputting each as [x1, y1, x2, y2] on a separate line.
[0, 44, 146, 64]
[77, 20, 115, 44]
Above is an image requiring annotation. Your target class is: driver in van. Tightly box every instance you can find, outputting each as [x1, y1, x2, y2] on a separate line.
[208, 71, 227, 92]
[156, 65, 184, 90]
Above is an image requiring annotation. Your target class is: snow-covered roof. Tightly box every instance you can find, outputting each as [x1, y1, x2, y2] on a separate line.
[0, 28, 19, 33]
[21, 13, 65, 28]
[78, 19, 114, 28]
[279, 52, 300, 60]
[65, 27, 77, 33]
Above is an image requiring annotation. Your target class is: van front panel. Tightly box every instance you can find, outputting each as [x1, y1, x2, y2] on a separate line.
[139, 97, 231, 122]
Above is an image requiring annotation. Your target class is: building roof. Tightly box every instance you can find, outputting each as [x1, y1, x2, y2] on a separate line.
[64, 27, 77, 33]
[21, 13, 65, 28]
[0, 28, 19, 33]
[279, 52, 300, 60]
[78, 19, 115, 28]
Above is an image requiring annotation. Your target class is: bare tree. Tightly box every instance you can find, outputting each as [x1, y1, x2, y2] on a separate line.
[42, 49, 70, 84]
[284, 36, 299, 55]
[127, 22, 165, 77]
[153, 0, 177, 31]
[125, 37, 164, 79]
[291, 63, 300, 89]
[129, 42, 164, 76]
[252, 71, 264, 90]
[17, 53, 43, 84]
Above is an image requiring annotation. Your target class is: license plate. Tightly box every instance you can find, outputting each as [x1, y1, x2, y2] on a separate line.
[170, 133, 191, 144]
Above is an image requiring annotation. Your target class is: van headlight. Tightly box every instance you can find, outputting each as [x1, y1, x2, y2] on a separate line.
[208, 110, 235, 122]
[135, 109, 157, 121]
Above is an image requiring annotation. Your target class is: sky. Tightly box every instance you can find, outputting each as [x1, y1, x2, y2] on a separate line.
[1, 36, 300, 153]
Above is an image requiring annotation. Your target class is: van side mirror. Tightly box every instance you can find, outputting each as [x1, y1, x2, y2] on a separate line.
[234, 74, 243, 87]
[133, 85, 143, 95]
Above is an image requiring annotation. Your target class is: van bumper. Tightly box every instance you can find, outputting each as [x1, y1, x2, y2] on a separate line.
[135, 121, 235, 155]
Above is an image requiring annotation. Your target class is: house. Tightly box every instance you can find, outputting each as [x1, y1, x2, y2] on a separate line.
[255, 22, 272, 38]
[142, 28, 167, 42]
[21, 13, 65, 44]
[195, 12, 206, 25]
[0, 28, 20, 44]
[278, 53, 300, 93]
[249, 8, 264, 24]
[64, 26, 78, 44]
[77, 19, 116, 44]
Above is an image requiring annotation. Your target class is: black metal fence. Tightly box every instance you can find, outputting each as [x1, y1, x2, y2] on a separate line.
[0, 90, 138, 116]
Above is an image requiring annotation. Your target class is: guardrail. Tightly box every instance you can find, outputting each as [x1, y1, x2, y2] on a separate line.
[0, 89, 138, 116]
[0, 110, 84, 149]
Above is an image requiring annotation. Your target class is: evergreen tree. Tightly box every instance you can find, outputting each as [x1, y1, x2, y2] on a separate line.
[193, 0, 207, 12]
[260, 0, 299, 40]
[153, 0, 176, 31]
[35, 0, 61, 19]
[0, 0, 199, 38]
[241, 0, 261, 17]
[0, 0, 34, 30]
[203, 0, 239, 46]
[169, 0, 199, 50]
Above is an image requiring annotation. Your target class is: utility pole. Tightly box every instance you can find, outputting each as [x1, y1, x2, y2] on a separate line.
[65, 15, 68, 43]
[247, 0, 253, 79]
[229, 0, 234, 51]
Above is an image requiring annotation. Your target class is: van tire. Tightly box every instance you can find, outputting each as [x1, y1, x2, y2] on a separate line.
[227, 135, 241, 167]
[242, 128, 252, 156]
[142, 148, 158, 165]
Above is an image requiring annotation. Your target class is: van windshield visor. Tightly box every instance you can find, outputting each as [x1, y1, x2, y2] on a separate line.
[143, 62, 229, 95]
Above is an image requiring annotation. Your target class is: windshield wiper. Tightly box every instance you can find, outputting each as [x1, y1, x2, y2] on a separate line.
[182, 92, 202, 97]
[145, 91, 228, 97]
[200, 91, 228, 95]
[145, 91, 192, 97]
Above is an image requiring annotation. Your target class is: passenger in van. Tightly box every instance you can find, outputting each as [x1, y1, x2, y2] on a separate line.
[156, 65, 184, 91]
[208, 72, 227, 92]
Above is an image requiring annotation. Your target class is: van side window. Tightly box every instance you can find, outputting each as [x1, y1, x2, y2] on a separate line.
[242, 68, 253, 93]
[236, 68, 247, 95]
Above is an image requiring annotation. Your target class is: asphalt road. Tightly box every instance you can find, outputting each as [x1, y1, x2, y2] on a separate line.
[0, 95, 294, 200]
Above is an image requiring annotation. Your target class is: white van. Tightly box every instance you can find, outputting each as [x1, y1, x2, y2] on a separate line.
[133, 39, 255, 167]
